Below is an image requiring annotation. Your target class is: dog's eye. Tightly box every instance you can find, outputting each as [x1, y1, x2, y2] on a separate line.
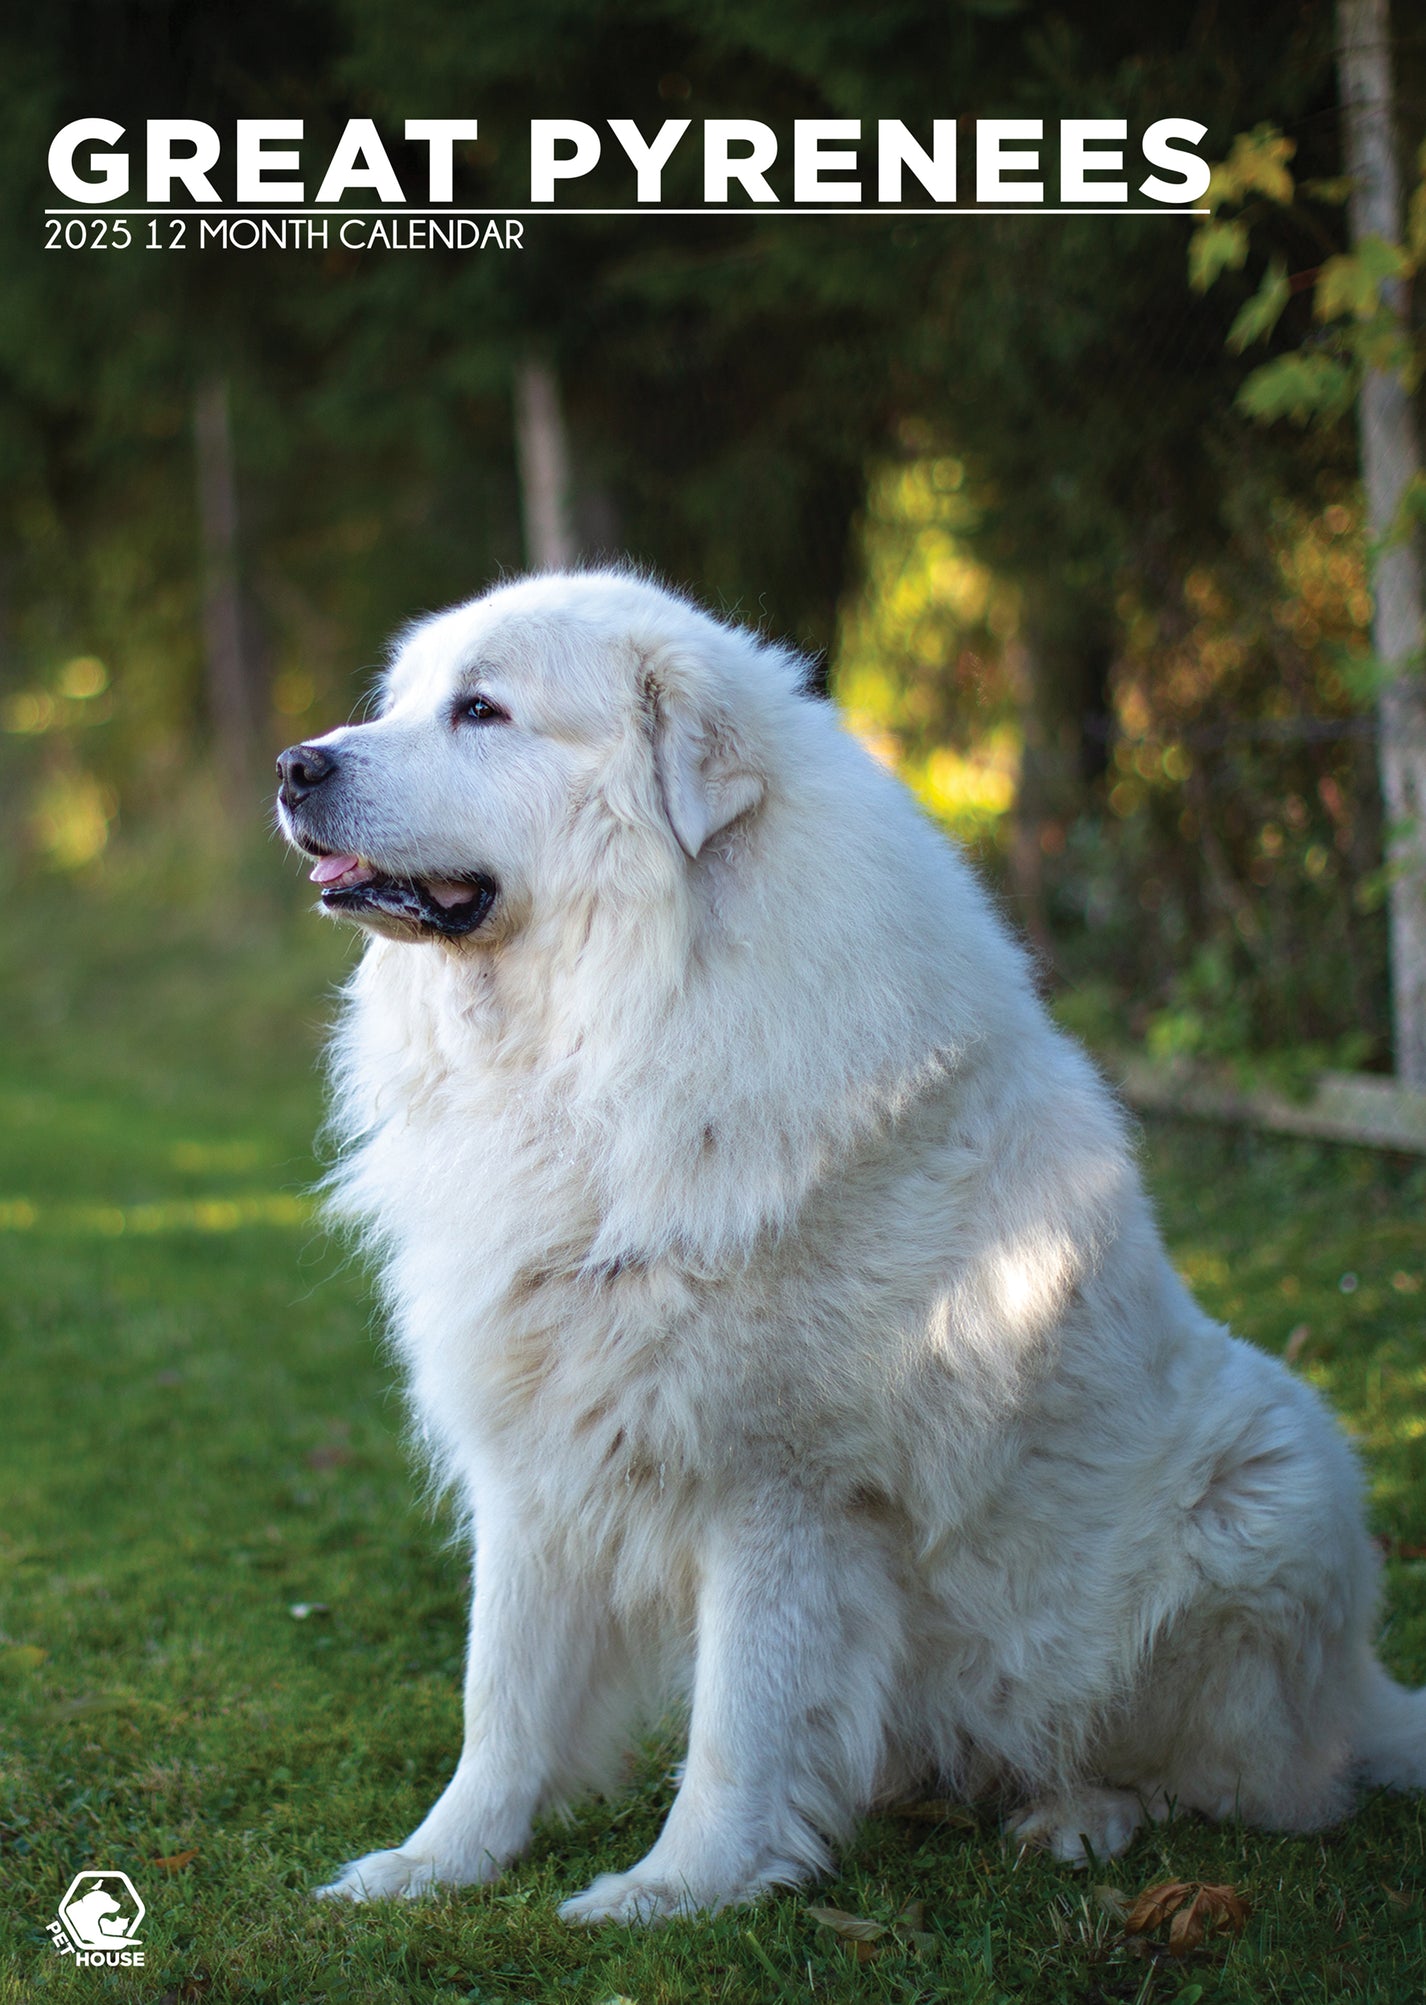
[455, 695, 507, 726]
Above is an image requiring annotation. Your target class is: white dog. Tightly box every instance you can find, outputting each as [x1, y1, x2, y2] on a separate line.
[276, 569, 1423, 1923]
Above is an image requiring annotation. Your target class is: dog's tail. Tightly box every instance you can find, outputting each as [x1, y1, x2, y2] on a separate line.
[1358, 1659, 1426, 1790]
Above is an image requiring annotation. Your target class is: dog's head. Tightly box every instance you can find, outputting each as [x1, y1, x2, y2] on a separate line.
[276, 572, 798, 946]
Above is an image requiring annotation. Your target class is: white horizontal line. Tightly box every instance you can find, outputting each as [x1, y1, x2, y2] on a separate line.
[45, 205, 1208, 218]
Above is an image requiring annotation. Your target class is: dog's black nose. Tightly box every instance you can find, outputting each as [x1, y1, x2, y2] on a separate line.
[277, 742, 337, 808]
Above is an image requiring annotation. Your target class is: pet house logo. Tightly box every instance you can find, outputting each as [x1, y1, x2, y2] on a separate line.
[48, 1870, 146, 1966]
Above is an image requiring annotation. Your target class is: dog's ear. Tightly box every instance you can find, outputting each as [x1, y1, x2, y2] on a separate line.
[647, 673, 765, 861]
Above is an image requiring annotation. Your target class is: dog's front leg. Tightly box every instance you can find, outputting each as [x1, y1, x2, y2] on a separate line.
[560, 1487, 897, 1924]
[317, 1517, 598, 1902]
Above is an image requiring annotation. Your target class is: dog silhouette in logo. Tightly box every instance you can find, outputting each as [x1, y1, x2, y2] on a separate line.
[62, 1884, 136, 1947]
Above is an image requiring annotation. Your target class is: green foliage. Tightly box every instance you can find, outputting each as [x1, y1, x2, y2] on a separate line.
[1208, 123, 1298, 208]
[1190, 126, 1426, 442]
[834, 455, 1020, 846]
[1144, 940, 1255, 1063]
[1235, 351, 1357, 425]
[1189, 217, 1249, 292]
[1226, 258, 1289, 353]
[1188, 127, 1299, 295]
[1314, 236, 1411, 321]
[844, 457, 1392, 1066]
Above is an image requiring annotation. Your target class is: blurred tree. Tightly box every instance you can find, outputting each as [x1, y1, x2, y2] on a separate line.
[1336, 0, 1425, 1085]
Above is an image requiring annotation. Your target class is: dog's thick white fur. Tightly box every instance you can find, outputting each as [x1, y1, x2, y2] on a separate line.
[277, 569, 1424, 1924]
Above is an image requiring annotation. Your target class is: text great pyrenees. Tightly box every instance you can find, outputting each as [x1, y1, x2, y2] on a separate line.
[276, 570, 1423, 1923]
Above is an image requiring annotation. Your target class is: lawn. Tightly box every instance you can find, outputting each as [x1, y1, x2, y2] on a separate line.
[1, 858, 1423, 2004]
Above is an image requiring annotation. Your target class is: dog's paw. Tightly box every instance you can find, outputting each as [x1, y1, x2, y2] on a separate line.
[314, 1847, 470, 1902]
[559, 1869, 694, 1925]
[1010, 1787, 1146, 1867]
[559, 1866, 763, 1926]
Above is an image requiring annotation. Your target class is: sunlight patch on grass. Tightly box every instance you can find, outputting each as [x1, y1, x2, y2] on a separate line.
[0, 1191, 313, 1235]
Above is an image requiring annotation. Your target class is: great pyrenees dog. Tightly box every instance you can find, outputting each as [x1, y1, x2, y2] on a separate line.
[276, 569, 1423, 1923]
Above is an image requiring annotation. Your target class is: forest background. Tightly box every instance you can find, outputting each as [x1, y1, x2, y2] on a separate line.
[3, 0, 1425, 1080]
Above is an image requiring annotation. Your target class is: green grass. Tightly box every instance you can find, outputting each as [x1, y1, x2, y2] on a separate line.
[1, 861, 1424, 2003]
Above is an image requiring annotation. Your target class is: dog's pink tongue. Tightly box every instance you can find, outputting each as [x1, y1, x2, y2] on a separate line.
[310, 854, 373, 890]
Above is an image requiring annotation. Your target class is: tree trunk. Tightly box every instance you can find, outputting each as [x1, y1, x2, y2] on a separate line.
[1336, 0, 1426, 1084]
[193, 375, 259, 800]
[513, 357, 577, 571]
[1009, 594, 1114, 962]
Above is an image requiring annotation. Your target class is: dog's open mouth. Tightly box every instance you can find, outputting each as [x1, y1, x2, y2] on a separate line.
[308, 852, 497, 938]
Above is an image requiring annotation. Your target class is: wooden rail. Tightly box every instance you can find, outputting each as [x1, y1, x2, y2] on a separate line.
[1112, 1056, 1426, 1155]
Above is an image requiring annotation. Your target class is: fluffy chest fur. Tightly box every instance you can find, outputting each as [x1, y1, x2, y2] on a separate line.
[328, 924, 1187, 1620]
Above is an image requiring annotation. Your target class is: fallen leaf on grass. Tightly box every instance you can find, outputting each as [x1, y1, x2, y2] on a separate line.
[152, 1848, 199, 1872]
[1124, 1880, 1193, 1932]
[806, 1906, 886, 1943]
[893, 1897, 936, 1956]
[807, 1898, 934, 1962]
[1123, 1879, 1249, 1954]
